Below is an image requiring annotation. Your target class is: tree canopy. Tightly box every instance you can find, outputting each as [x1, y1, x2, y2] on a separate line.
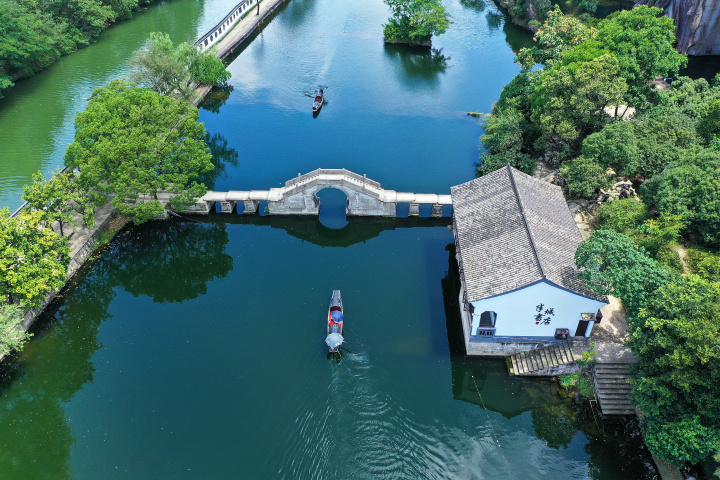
[628, 275, 720, 465]
[0, 304, 32, 357]
[575, 229, 673, 315]
[641, 149, 720, 247]
[130, 32, 231, 101]
[382, 0, 451, 46]
[0, 209, 70, 308]
[22, 169, 95, 236]
[0, 0, 160, 98]
[64, 80, 214, 224]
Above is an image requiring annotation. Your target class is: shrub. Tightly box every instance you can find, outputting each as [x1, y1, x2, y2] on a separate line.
[560, 156, 607, 199]
[596, 198, 647, 235]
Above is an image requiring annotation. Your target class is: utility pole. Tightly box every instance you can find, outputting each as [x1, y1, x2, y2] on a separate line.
[257, 0, 260, 15]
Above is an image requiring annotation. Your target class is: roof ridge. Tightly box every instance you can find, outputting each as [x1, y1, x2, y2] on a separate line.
[506, 164, 545, 279]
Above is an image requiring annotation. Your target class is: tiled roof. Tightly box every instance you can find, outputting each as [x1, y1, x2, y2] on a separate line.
[450, 165, 604, 302]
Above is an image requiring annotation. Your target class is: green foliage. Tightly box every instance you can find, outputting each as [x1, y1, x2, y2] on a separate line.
[560, 156, 607, 199]
[575, 229, 673, 315]
[22, 169, 95, 236]
[558, 373, 594, 397]
[643, 417, 720, 467]
[515, 6, 595, 69]
[63, 80, 213, 224]
[686, 248, 720, 283]
[628, 275, 720, 466]
[641, 149, 720, 247]
[531, 54, 627, 158]
[383, 0, 451, 44]
[188, 52, 231, 87]
[0, 0, 159, 99]
[581, 121, 639, 176]
[634, 214, 686, 259]
[476, 108, 535, 176]
[595, 6, 687, 105]
[0, 304, 32, 357]
[698, 99, 720, 145]
[596, 198, 648, 236]
[0, 209, 70, 308]
[130, 32, 231, 101]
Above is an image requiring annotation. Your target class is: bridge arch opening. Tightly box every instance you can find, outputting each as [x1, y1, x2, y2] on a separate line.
[316, 187, 349, 229]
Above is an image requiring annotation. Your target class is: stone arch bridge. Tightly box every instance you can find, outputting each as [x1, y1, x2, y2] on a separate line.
[186, 169, 452, 217]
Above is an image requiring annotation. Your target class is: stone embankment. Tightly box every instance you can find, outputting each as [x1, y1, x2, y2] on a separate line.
[2, 0, 292, 362]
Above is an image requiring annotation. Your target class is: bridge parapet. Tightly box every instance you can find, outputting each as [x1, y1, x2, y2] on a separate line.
[190, 169, 452, 217]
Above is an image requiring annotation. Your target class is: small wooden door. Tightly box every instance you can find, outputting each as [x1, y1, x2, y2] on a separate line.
[575, 319, 590, 337]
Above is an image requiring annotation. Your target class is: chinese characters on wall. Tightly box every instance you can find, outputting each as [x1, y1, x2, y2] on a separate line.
[534, 303, 555, 325]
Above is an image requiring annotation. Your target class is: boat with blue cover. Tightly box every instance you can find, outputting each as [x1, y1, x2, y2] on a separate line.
[325, 290, 344, 353]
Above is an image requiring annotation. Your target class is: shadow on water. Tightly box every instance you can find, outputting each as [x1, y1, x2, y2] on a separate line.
[440, 244, 661, 479]
[383, 44, 449, 87]
[204, 213, 451, 247]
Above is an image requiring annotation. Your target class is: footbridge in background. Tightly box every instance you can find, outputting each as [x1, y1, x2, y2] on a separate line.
[185, 169, 453, 217]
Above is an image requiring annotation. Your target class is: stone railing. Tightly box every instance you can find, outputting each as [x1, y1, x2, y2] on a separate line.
[194, 0, 259, 53]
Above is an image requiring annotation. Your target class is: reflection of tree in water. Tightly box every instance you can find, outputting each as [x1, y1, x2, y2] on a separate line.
[460, 0, 486, 12]
[486, 11, 503, 30]
[531, 403, 579, 449]
[0, 258, 116, 480]
[0, 220, 232, 478]
[199, 85, 234, 114]
[112, 221, 233, 303]
[384, 44, 449, 80]
[197, 132, 240, 191]
[584, 419, 660, 480]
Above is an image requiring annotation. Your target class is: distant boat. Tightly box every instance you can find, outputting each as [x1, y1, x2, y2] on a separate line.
[312, 85, 327, 114]
[325, 290, 344, 353]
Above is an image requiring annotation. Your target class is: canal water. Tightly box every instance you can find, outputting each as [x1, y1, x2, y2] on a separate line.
[0, 0, 659, 478]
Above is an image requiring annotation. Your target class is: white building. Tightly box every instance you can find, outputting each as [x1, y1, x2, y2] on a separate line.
[451, 165, 607, 356]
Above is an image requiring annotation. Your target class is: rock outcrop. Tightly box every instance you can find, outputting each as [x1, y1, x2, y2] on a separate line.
[636, 0, 720, 55]
[493, 0, 552, 32]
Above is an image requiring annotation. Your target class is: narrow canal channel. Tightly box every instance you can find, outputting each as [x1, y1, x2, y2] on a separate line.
[0, 0, 658, 478]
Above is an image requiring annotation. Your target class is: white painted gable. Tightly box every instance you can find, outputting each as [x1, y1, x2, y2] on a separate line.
[470, 280, 606, 339]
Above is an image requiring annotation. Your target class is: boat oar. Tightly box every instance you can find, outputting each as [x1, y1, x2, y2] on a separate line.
[343, 341, 364, 347]
[337, 350, 360, 381]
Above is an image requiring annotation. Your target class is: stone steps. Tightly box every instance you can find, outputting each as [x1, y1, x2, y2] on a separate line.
[509, 341, 576, 375]
[594, 363, 634, 416]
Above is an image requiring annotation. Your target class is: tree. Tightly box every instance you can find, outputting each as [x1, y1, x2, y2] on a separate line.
[575, 229, 673, 315]
[476, 108, 535, 176]
[581, 121, 640, 176]
[531, 54, 628, 160]
[22, 169, 95, 236]
[628, 275, 720, 466]
[515, 6, 596, 69]
[0, 304, 32, 356]
[641, 149, 720, 247]
[383, 0, 451, 46]
[698, 99, 720, 145]
[559, 156, 607, 199]
[596, 198, 648, 236]
[64, 80, 214, 224]
[0, 209, 70, 308]
[130, 32, 230, 101]
[596, 6, 687, 105]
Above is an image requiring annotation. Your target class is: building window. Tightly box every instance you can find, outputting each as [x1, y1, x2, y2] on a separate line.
[479, 311, 496, 328]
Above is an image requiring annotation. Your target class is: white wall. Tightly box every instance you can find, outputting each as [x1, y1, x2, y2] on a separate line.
[470, 280, 605, 338]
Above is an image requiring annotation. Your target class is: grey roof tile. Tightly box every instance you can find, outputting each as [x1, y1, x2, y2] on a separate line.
[450, 165, 604, 302]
